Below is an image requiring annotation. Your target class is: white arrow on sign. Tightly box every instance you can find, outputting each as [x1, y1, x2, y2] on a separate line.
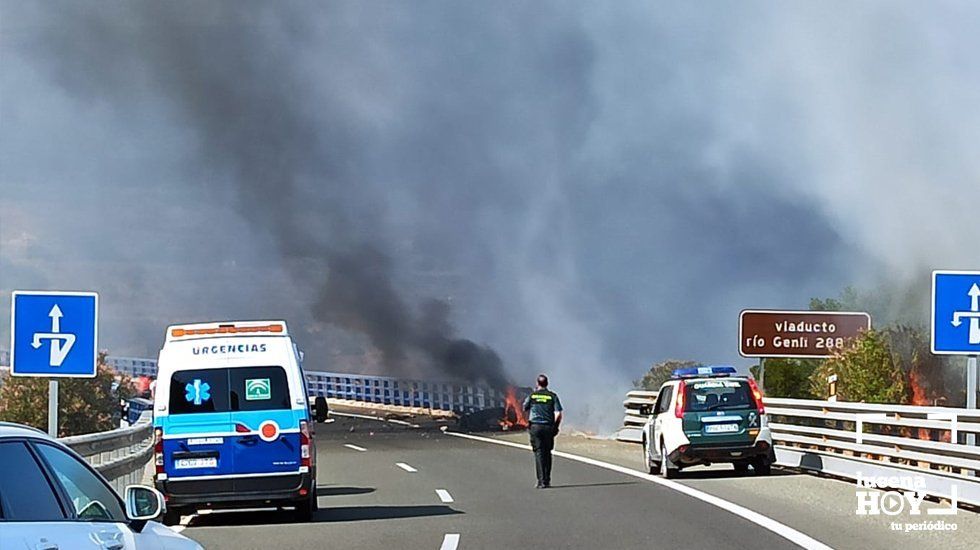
[951, 284, 980, 345]
[30, 305, 76, 367]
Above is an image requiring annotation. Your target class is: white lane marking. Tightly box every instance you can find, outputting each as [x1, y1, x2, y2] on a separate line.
[436, 489, 454, 503]
[344, 443, 368, 452]
[396, 462, 418, 473]
[388, 418, 422, 428]
[331, 411, 420, 428]
[169, 512, 195, 533]
[440, 533, 460, 550]
[446, 432, 833, 550]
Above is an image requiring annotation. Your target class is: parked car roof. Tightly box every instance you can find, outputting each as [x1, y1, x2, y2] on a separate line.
[0, 421, 53, 440]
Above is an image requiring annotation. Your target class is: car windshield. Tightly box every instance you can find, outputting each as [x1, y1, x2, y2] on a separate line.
[685, 379, 753, 412]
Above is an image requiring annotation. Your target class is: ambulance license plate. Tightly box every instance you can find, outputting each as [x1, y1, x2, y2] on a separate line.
[705, 423, 739, 434]
[175, 457, 217, 469]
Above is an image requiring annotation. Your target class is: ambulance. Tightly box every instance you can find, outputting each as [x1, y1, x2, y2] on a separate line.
[151, 321, 327, 524]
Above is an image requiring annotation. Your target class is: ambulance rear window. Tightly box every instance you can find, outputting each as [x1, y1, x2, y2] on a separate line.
[230, 367, 290, 411]
[169, 369, 230, 414]
[169, 366, 290, 414]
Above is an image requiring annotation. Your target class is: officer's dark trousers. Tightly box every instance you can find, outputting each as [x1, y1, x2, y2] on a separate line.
[529, 423, 555, 485]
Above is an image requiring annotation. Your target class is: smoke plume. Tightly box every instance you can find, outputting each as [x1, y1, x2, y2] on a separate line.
[3, 1, 980, 428]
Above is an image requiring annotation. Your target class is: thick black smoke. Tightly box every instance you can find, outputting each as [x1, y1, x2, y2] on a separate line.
[7, 2, 509, 386]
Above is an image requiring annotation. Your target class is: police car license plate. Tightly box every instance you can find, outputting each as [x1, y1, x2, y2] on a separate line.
[174, 457, 217, 469]
[704, 423, 739, 434]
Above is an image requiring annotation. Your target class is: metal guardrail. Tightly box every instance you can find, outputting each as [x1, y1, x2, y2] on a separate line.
[61, 411, 154, 494]
[618, 390, 980, 507]
[306, 371, 516, 414]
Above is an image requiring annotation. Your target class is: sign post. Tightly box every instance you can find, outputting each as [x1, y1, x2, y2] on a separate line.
[48, 380, 59, 437]
[10, 291, 99, 437]
[758, 358, 765, 393]
[931, 270, 980, 446]
[968, 356, 978, 446]
[969, 356, 978, 408]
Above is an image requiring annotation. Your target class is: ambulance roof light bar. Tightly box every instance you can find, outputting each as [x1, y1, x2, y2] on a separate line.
[167, 321, 288, 340]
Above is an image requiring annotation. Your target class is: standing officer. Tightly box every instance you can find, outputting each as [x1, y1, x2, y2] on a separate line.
[523, 374, 563, 488]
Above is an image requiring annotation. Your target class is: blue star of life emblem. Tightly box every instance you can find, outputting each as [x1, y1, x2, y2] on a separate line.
[185, 379, 211, 405]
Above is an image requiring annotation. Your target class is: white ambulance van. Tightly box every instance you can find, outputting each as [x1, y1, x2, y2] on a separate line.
[151, 321, 327, 524]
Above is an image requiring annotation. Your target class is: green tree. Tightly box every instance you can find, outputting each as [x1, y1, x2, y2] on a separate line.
[634, 359, 702, 391]
[752, 358, 818, 398]
[0, 352, 132, 436]
[809, 330, 906, 403]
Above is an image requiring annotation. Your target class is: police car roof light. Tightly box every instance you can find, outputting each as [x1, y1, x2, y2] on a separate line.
[671, 365, 738, 379]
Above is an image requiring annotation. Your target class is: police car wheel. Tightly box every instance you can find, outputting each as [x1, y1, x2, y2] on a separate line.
[660, 441, 677, 479]
[753, 456, 772, 476]
[643, 438, 659, 474]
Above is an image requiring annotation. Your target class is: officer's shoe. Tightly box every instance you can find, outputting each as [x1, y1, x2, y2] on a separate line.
[535, 482, 545, 489]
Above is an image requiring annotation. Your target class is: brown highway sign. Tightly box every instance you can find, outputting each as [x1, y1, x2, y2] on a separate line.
[739, 310, 872, 358]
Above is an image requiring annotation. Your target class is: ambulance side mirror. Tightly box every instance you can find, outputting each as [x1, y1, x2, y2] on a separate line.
[313, 395, 329, 423]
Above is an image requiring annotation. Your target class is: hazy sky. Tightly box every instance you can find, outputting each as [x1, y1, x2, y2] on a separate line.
[3, 2, 979, 427]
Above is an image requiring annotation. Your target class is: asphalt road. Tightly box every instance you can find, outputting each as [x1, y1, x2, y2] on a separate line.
[179, 414, 799, 550]
[490, 431, 980, 550]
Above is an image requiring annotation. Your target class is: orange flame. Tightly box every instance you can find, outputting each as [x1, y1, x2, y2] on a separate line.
[499, 386, 529, 431]
[909, 370, 951, 443]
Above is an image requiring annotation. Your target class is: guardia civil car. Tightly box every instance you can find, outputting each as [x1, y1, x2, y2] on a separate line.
[640, 366, 774, 478]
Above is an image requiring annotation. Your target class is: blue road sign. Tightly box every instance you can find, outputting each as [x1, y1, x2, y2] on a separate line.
[10, 291, 99, 378]
[932, 271, 980, 355]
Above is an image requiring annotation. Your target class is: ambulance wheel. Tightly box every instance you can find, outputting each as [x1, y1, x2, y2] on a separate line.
[753, 455, 772, 476]
[161, 506, 182, 526]
[733, 461, 750, 474]
[294, 487, 317, 522]
[660, 441, 678, 479]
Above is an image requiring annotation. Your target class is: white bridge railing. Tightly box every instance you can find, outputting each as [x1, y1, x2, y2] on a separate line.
[61, 411, 154, 494]
[618, 390, 980, 507]
[305, 371, 516, 414]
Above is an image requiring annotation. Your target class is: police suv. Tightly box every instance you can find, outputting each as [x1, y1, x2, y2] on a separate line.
[640, 366, 774, 478]
[152, 321, 327, 524]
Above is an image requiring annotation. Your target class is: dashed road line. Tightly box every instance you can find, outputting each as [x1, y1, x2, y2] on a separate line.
[344, 443, 368, 452]
[439, 533, 460, 550]
[396, 462, 418, 473]
[446, 432, 833, 550]
[436, 489, 454, 503]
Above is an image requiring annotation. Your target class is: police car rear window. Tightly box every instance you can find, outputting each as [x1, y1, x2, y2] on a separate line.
[684, 380, 753, 412]
[169, 366, 290, 414]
